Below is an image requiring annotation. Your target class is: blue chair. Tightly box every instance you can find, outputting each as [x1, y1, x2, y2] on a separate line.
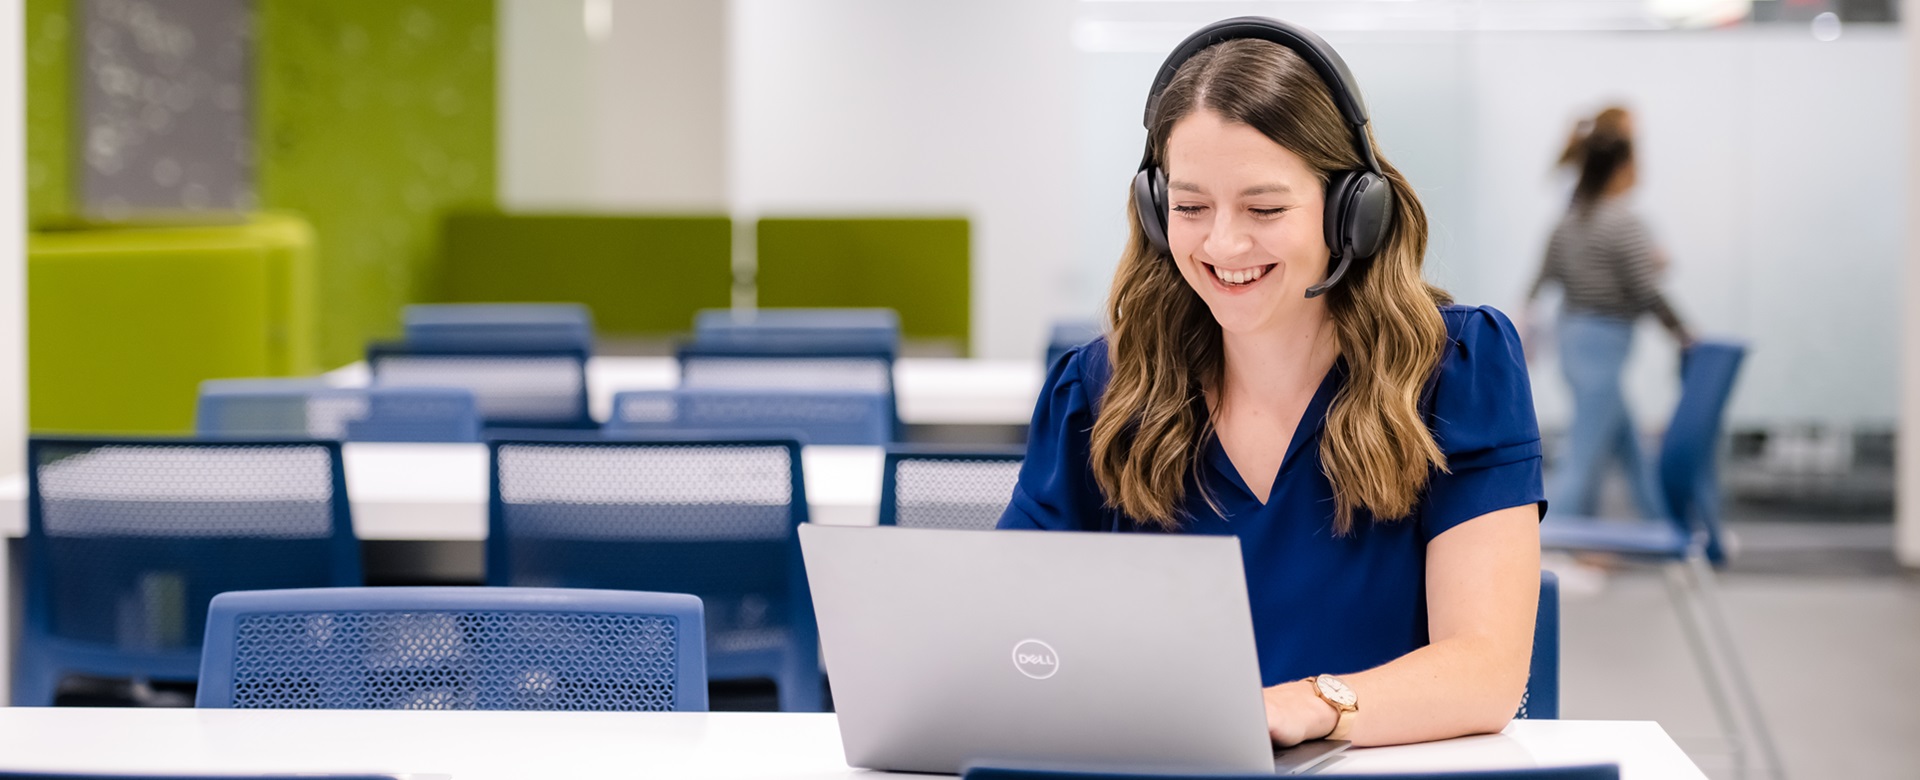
[961, 765, 1619, 780]
[694, 307, 899, 354]
[607, 388, 891, 446]
[367, 344, 593, 430]
[677, 342, 899, 440]
[343, 386, 482, 442]
[403, 303, 595, 352]
[1540, 340, 1782, 780]
[878, 446, 1024, 530]
[196, 378, 359, 439]
[486, 437, 821, 711]
[198, 380, 480, 443]
[14, 437, 362, 706]
[1521, 570, 1559, 720]
[196, 586, 706, 711]
[1045, 320, 1103, 369]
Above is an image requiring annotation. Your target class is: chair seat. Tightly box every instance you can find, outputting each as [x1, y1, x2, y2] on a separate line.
[1539, 516, 1690, 559]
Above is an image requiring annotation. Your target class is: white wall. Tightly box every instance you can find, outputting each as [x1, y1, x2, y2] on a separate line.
[500, 0, 728, 211]
[727, 0, 1078, 359]
[1075, 28, 1904, 430]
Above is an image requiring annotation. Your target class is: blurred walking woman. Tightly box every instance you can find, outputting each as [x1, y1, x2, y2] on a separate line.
[1527, 120, 1691, 519]
[1000, 18, 1544, 748]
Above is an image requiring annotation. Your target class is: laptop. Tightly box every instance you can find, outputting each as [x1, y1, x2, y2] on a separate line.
[799, 524, 1349, 775]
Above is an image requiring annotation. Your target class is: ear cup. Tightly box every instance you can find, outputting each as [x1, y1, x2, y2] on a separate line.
[1340, 171, 1393, 260]
[1324, 170, 1392, 261]
[1133, 167, 1172, 257]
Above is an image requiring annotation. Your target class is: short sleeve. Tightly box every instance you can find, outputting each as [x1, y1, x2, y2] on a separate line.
[1419, 306, 1547, 540]
[998, 342, 1109, 531]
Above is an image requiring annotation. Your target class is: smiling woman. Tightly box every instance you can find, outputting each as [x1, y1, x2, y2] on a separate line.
[999, 18, 1546, 752]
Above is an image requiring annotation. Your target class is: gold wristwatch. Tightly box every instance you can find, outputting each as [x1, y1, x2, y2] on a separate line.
[1308, 674, 1358, 741]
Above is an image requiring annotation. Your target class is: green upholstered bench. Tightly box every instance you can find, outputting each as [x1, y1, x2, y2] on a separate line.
[28, 213, 319, 434]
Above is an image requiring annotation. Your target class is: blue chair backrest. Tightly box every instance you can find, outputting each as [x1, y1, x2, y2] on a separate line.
[694, 307, 899, 354]
[23, 437, 361, 662]
[403, 303, 595, 352]
[367, 343, 593, 430]
[485, 437, 815, 700]
[1045, 320, 1103, 369]
[962, 764, 1619, 780]
[1655, 340, 1746, 564]
[196, 586, 706, 711]
[607, 388, 890, 446]
[199, 380, 480, 443]
[677, 342, 898, 439]
[196, 378, 360, 438]
[1520, 570, 1560, 719]
[343, 386, 482, 443]
[878, 446, 1024, 529]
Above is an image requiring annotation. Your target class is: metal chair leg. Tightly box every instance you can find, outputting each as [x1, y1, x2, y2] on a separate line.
[1664, 562, 1750, 779]
[1687, 554, 1789, 780]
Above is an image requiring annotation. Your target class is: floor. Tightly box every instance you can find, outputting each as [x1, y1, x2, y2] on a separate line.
[1552, 509, 1918, 779]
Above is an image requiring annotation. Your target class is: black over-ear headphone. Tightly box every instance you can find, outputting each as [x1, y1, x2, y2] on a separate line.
[1132, 17, 1392, 299]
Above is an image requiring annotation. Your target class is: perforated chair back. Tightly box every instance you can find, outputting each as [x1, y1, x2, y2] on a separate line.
[486, 438, 822, 710]
[1655, 340, 1746, 564]
[368, 343, 592, 430]
[196, 586, 706, 711]
[678, 343, 898, 441]
[344, 387, 481, 443]
[879, 446, 1024, 530]
[197, 378, 366, 439]
[404, 303, 595, 352]
[1519, 570, 1560, 719]
[608, 388, 890, 445]
[693, 307, 899, 354]
[1045, 320, 1103, 369]
[199, 380, 480, 443]
[961, 764, 1619, 780]
[14, 438, 361, 705]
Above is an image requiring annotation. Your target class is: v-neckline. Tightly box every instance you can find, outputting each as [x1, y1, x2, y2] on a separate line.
[1204, 360, 1346, 509]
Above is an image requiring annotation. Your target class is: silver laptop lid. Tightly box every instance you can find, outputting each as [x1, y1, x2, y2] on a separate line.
[800, 524, 1274, 775]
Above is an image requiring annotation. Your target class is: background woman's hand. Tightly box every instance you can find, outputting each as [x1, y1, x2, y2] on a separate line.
[1263, 680, 1339, 747]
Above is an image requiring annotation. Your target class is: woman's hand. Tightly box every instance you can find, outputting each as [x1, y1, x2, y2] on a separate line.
[1263, 679, 1339, 747]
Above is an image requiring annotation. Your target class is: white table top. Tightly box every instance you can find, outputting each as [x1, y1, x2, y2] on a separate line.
[0, 710, 1704, 779]
[0, 442, 886, 540]
[329, 355, 1047, 427]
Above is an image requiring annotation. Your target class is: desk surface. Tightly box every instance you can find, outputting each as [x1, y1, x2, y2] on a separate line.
[0, 442, 888, 539]
[330, 355, 1048, 427]
[0, 710, 1703, 779]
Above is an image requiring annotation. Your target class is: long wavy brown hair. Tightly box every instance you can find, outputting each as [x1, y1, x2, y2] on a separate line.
[1092, 39, 1452, 534]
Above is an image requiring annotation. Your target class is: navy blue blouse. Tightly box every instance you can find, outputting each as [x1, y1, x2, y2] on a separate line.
[998, 305, 1545, 686]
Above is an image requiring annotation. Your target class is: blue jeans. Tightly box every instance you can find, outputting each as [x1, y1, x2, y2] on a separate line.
[1549, 313, 1667, 519]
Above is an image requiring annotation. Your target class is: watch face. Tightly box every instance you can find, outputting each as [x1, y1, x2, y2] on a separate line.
[1317, 675, 1357, 708]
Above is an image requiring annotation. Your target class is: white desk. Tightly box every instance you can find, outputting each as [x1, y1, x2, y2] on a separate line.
[0, 442, 887, 540]
[329, 356, 1048, 427]
[0, 709, 1704, 779]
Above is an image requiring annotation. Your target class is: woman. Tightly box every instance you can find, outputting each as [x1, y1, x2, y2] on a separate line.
[1528, 123, 1691, 520]
[1000, 21, 1544, 749]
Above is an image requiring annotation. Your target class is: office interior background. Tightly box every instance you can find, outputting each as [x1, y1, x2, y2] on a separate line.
[0, 0, 1915, 778]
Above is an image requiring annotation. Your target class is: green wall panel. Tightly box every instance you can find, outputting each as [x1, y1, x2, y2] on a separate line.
[257, 0, 497, 368]
[755, 217, 971, 352]
[437, 212, 734, 335]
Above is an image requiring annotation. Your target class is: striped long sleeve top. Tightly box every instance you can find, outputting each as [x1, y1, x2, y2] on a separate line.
[1529, 198, 1686, 336]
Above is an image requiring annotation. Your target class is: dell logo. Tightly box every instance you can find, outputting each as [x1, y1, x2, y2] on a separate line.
[1012, 639, 1060, 680]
